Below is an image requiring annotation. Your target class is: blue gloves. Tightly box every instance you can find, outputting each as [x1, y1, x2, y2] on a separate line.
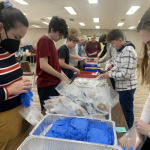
[122, 147, 134, 150]
[20, 90, 33, 108]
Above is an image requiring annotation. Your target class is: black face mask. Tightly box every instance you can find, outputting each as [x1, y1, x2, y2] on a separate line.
[102, 42, 107, 46]
[0, 29, 20, 54]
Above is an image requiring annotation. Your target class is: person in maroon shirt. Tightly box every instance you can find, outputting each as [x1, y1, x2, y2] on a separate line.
[85, 34, 101, 57]
[36, 16, 69, 110]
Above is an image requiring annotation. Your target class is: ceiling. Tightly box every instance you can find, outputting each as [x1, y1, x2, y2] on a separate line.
[9, 0, 150, 30]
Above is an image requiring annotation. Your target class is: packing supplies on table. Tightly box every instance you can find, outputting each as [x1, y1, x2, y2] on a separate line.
[85, 67, 101, 73]
[29, 114, 117, 146]
[119, 126, 145, 150]
[83, 64, 98, 70]
[19, 103, 44, 126]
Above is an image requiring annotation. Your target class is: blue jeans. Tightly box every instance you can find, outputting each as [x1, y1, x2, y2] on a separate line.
[118, 88, 136, 129]
[67, 66, 78, 79]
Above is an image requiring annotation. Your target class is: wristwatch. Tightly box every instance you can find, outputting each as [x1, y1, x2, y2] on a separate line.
[111, 64, 114, 67]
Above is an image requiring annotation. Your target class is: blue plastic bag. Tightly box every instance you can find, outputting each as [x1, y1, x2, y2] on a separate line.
[20, 90, 33, 108]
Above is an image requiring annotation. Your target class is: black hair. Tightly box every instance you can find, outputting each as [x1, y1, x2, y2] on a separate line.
[0, 2, 29, 31]
[107, 29, 124, 43]
[48, 16, 68, 38]
[99, 34, 106, 43]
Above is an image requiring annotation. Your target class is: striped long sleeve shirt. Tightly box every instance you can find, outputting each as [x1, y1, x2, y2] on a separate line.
[0, 48, 23, 112]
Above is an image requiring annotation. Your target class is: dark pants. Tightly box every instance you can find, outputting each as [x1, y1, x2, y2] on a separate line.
[37, 84, 59, 111]
[141, 137, 150, 150]
[118, 88, 136, 129]
[78, 61, 81, 69]
[110, 78, 115, 90]
[67, 66, 78, 79]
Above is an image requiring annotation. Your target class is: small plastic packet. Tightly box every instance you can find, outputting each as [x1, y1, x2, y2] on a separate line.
[119, 126, 145, 150]
[44, 96, 67, 105]
[18, 103, 44, 126]
[92, 87, 112, 114]
[70, 102, 89, 117]
[55, 81, 69, 95]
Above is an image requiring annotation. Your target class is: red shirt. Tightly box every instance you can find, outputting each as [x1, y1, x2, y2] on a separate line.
[85, 41, 101, 57]
[36, 35, 61, 88]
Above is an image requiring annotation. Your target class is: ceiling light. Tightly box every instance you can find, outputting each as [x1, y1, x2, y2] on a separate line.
[68, 27, 69, 28]
[42, 22, 49, 25]
[64, 7, 77, 15]
[47, 17, 52, 20]
[93, 18, 99, 23]
[117, 23, 124, 26]
[14, 0, 29, 5]
[128, 26, 135, 29]
[79, 23, 85, 26]
[88, 0, 98, 4]
[32, 25, 41, 28]
[126, 6, 141, 15]
[23, 13, 27, 15]
[95, 26, 100, 29]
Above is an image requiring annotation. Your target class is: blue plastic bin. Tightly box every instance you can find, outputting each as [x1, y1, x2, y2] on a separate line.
[85, 67, 101, 73]
[83, 64, 98, 70]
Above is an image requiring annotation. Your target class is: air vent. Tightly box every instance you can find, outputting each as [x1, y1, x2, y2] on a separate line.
[121, 19, 126, 21]
[69, 19, 74, 21]
[40, 18, 45, 21]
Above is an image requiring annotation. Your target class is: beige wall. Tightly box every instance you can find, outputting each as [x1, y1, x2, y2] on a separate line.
[21, 28, 142, 53]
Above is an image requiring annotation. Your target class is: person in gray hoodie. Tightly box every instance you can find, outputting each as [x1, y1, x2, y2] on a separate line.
[98, 34, 116, 64]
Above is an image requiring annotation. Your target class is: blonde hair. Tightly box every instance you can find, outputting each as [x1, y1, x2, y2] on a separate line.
[137, 8, 150, 88]
[69, 27, 81, 35]
[67, 35, 79, 42]
[138, 43, 150, 88]
[79, 35, 88, 42]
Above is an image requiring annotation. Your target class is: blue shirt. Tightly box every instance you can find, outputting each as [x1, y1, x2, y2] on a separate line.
[77, 42, 82, 57]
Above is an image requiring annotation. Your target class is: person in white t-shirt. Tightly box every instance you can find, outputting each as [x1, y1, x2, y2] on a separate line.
[135, 7, 150, 149]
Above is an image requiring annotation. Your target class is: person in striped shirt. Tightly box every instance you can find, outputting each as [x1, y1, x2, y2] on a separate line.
[0, 1, 31, 150]
[100, 29, 137, 129]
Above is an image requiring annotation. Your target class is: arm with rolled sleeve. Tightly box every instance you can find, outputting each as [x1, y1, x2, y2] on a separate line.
[109, 50, 136, 80]
[0, 87, 9, 101]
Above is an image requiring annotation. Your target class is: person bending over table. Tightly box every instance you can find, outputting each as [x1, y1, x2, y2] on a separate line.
[36, 16, 69, 111]
[63, 27, 83, 79]
[100, 29, 137, 129]
[58, 35, 80, 76]
[98, 34, 116, 89]
[77, 35, 88, 69]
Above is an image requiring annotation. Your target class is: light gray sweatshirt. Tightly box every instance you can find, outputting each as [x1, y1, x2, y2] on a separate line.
[100, 43, 116, 63]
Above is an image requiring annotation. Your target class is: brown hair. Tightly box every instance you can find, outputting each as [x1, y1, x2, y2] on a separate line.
[107, 29, 124, 43]
[69, 27, 81, 35]
[137, 8, 150, 87]
[67, 35, 79, 42]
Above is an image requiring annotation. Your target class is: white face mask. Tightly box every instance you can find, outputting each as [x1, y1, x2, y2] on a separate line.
[147, 50, 150, 57]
